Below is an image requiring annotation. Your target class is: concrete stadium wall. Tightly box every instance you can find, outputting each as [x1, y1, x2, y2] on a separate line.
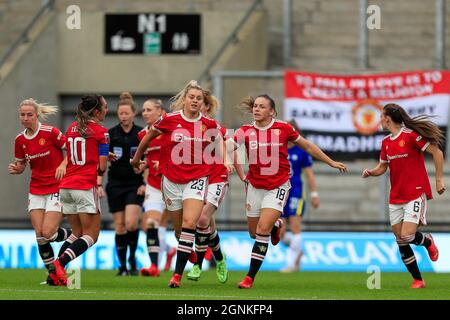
[0, 14, 59, 220]
[56, 10, 267, 94]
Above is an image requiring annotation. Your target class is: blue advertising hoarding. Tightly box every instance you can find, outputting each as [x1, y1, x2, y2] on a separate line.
[1, 230, 448, 272]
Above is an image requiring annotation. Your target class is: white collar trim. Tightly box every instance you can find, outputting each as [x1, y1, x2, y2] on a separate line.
[23, 122, 41, 140]
[180, 110, 202, 122]
[253, 118, 275, 130]
[390, 127, 404, 140]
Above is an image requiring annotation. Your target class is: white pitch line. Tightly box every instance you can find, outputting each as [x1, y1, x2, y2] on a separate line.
[0, 288, 303, 300]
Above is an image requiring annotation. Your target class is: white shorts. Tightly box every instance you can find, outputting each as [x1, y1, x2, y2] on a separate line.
[28, 193, 63, 213]
[246, 181, 291, 218]
[143, 184, 165, 213]
[60, 188, 101, 215]
[389, 193, 427, 226]
[206, 182, 228, 208]
[162, 176, 208, 211]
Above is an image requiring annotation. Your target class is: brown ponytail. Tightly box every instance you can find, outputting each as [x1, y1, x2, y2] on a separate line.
[239, 94, 277, 116]
[383, 103, 445, 146]
[77, 94, 103, 137]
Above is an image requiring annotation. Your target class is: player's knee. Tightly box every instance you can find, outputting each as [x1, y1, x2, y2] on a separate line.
[115, 224, 126, 234]
[34, 229, 44, 237]
[182, 219, 197, 230]
[42, 228, 56, 241]
[197, 215, 210, 229]
[83, 234, 98, 244]
[400, 233, 415, 243]
[126, 224, 138, 232]
[146, 218, 159, 229]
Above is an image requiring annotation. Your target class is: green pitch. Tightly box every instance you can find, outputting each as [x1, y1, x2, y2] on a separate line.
[0, 269, 450, 300]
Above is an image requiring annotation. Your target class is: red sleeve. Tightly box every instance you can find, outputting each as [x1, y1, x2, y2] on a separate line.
[215, 121, 229, 140]
[51, 127, 66, 149]
[286, 123, 300, 142]
[152, 114, 170, 133]
[410, 131, 430, 152]
[137, 130, 145, 142]
[14, 136, 25, 161]
[96, 125, 109, 144]
[233, 127, 246, 146]
[380, 139, 388, 163]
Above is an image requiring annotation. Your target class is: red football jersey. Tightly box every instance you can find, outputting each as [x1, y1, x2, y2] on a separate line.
[209, 124, 229, 184]
[234, 119, 300, 190]
[152, 111, 223, 184]
[60, 121, 109, 190]
[14, 123, 66, 195]
[380, 127, 432, 204]
[138, 126, 163, 190]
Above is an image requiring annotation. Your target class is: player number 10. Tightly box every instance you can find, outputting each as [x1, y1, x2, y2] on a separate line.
[68, 137, 86, 165]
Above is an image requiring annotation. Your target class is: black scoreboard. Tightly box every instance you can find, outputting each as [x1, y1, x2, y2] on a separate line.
[105, 13, 201, 55]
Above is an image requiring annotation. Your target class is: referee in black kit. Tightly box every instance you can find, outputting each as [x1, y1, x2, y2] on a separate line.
[100, 92, 145, 276]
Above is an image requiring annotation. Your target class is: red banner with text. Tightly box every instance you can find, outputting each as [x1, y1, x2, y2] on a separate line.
[284, 70, 450, 160]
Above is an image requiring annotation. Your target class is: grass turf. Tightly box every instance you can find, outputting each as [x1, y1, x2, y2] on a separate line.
[0, 269, 449, 300]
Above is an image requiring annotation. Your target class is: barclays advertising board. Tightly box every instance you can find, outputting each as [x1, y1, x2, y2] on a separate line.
[0, 231, 448, 272]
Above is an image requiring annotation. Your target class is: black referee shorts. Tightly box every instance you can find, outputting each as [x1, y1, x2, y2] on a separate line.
[105, 184, 144, 214]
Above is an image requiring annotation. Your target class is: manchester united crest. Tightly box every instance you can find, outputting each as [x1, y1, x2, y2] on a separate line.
[38, 138, 46, 146]
[352, 99, 383, 135]
[399, 139, 405, 147]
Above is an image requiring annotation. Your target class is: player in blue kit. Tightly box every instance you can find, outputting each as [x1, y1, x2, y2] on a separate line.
[280, 120, 320, 272]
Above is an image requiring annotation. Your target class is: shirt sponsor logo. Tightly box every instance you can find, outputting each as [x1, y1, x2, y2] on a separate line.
[387, 153, 408, 161]
[26, 150, 50, 161]
[257, 142, 283, 147]
[172, 133, 209, 143]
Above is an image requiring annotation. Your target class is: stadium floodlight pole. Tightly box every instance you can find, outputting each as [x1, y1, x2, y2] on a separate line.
[358, 0, 369, 69]
[435, 0, 446, 69]
[283, 0, 293, 67]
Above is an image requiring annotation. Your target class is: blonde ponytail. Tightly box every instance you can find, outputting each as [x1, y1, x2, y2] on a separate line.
[19, 98, 58, 121]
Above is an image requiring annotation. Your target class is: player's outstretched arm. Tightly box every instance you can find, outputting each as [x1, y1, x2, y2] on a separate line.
[294, 137, 347, 173]
[362, 162, 388, 178]
[425, 143, 446, 194]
